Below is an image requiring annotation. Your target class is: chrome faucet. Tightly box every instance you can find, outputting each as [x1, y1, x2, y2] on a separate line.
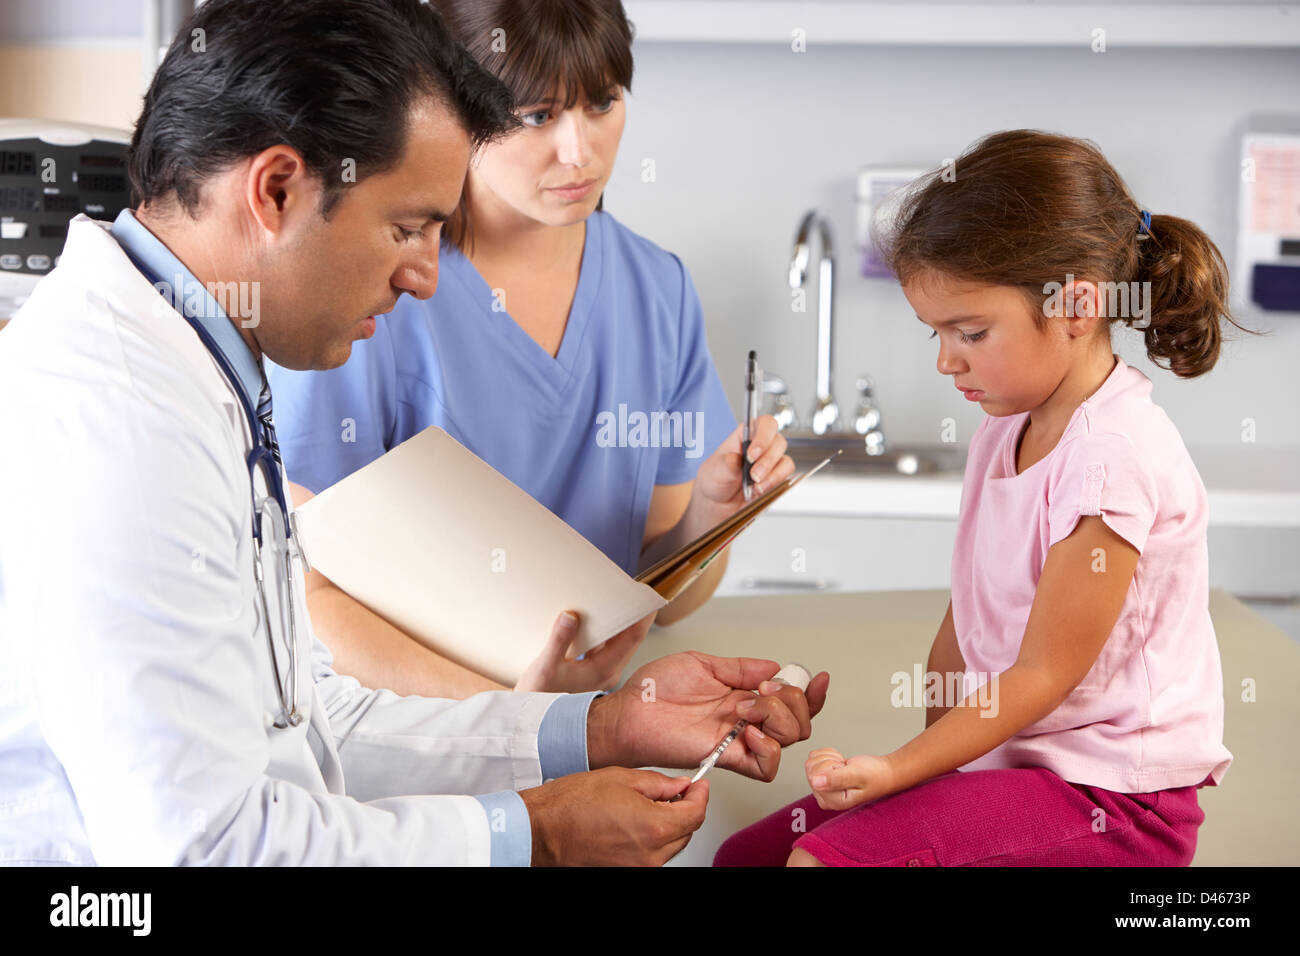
[853, 375, 887, 455]
[780, 209, 889, 454]
[759, 373, 799, 431]
[789, 210, 839, 435]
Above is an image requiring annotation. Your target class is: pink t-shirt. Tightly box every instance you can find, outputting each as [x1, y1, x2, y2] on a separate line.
[950, 355, 1232, 792]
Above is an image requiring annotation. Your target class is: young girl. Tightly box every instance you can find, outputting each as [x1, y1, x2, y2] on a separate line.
[715, 129, 1242, 867]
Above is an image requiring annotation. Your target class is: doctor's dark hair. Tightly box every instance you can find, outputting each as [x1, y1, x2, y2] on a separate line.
[430, 0, 636, 251]
[879, 129, 1258, 379]
[128, 0, 518, 218]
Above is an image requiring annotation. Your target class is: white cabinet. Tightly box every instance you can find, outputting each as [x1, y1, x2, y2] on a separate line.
[719, 455, 1300, 600]
[1205, 526, 1300, 600]
[720, 514, 1300, 600]
[718, 514, 958, 595]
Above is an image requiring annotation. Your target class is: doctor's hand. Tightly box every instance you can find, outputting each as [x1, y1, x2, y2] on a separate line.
[514, 610, 654, 693]
[519, 767, 708, 866]
[691, 415, 794, 520]
[586, 652, 829, 781]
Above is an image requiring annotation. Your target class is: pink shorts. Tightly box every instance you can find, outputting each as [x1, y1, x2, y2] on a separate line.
[714, 767, 1205, 867]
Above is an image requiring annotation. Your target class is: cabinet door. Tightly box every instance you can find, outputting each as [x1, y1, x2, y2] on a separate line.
[1206, 526, 1300, 600]
[718, 515, 958, 595]
[721, 519, 1300, 601]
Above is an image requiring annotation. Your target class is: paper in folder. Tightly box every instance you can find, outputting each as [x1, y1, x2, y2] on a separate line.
[292, 426, 834, 687]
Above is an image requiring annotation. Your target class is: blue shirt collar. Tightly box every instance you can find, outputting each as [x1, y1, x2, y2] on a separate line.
[109, 208, 265, 407]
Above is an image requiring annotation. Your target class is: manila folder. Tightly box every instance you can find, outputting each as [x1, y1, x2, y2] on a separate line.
[292, 426, 667, 687]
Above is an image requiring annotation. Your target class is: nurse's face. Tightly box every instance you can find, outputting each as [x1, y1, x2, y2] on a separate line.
[466, 84, 626, 229]
[902, 271, 1072, 416]
[266, 98, 469, 370]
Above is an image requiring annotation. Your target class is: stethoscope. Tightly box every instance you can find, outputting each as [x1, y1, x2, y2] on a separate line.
[133, 256, 306, 729]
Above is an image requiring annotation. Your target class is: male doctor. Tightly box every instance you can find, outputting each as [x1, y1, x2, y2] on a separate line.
[0, 0, 827, 866]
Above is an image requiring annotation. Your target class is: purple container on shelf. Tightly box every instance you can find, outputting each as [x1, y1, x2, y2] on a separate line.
[857, 166, 927, 278]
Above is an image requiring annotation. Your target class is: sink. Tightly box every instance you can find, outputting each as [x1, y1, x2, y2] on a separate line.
[781, 431, 966, 476]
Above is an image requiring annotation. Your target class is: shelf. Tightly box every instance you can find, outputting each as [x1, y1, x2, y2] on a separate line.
[624, 2, 1300, 48]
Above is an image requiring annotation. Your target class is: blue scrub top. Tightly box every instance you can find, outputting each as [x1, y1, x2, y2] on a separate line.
[266, 210, 736, 575]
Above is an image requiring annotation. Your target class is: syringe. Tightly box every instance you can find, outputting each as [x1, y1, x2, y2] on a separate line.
[672, 663, 814, 797]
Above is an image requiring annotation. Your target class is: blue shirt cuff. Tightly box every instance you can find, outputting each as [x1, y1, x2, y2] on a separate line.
[473, 791, 531, 867]
[538, 691, 602, 781]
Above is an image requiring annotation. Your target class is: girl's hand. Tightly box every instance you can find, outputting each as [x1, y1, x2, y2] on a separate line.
[805, 748, 896, 811]
[692, 415, 794, 516]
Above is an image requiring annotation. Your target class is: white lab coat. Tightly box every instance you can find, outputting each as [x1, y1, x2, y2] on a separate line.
[0, 215, 563, 865]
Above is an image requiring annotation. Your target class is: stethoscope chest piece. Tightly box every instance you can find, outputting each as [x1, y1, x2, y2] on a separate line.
[254, 492, 304, 730]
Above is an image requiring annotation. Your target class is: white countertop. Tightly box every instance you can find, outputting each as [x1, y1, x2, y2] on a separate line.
[776, 444, 1300, 528]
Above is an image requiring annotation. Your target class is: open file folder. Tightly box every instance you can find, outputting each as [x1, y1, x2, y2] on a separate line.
[293, 426, 833, 687]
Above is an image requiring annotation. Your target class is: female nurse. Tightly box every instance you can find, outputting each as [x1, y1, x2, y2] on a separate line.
[266, 0, 792, 697]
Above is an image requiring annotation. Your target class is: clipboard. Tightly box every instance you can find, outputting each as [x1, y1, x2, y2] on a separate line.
[636, 452, 838, 601]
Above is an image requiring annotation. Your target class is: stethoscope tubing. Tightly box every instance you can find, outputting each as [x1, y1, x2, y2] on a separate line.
[129, 253, 303, 727]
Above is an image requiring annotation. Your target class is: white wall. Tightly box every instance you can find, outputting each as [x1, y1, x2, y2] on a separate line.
[4, 3, 1297, 449]
[0, 0, 141, 42]
[0, 0, 146, 131]
[604, 39, 1300, 449]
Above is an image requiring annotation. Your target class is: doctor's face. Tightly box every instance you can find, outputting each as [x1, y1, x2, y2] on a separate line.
[266, 98, 469, 370]
[466, 85, 626, 230]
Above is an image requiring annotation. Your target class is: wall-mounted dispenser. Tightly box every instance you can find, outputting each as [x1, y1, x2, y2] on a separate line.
[1237, 119, 1300, 313]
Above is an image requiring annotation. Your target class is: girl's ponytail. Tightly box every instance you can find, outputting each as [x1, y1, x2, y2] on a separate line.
[1135, 214, 1234, 379]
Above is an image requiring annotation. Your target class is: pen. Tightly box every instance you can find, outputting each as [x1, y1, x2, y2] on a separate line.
[741, 350, 759, 501]
[669, 663, 813, 800]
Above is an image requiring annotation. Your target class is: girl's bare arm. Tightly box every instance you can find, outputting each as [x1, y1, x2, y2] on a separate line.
[890, 515, 1140, 791]
[925, 599, 965, 729]
[809, 516, 1140, 809]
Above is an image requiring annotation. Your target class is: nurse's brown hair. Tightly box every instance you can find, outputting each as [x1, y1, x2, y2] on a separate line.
[878, 129, 1256, 379]
[431, 0, 635, 252]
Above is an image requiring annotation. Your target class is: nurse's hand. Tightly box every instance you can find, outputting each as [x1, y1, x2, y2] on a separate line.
[514, 610, 654, 693]
[693, 415, 794, 519]
[586, 652, 830, 780]
[519, 767, 708, 866]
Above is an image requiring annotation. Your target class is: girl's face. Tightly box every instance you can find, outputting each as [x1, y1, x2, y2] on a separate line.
[902, 272, 1073, 417]
[467, 84, 626, 229]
